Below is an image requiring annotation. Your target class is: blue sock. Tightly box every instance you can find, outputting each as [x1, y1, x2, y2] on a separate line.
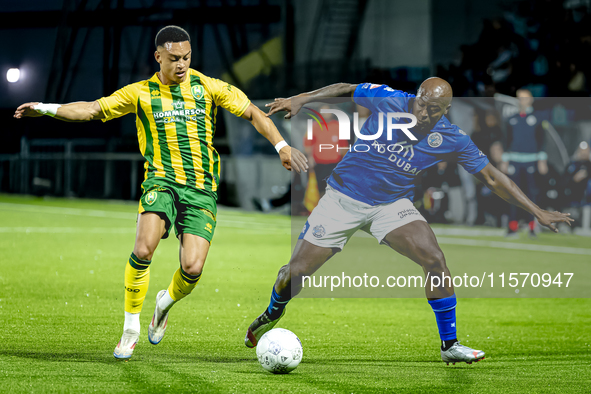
[428, 294, 457, 349]
[267, 287, 290, 319]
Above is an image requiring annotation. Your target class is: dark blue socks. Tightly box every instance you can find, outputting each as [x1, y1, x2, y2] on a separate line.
[267, 286, 290, 319]
[428, 294, 458, 350]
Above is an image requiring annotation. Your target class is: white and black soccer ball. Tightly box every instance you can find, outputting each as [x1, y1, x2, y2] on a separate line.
[256, 328, 303, 374]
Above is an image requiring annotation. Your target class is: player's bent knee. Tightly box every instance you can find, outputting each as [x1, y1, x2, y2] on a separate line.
[289, 262, 315, 281]
[181, 259, 205, 276]
[133, 245, 155, 261]
[420, 248, 446, 272]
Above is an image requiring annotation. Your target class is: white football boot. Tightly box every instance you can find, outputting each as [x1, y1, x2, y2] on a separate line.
[441, 341, 485, 365]
[148, 290, 169, 345]
[113, 329, 140, 359]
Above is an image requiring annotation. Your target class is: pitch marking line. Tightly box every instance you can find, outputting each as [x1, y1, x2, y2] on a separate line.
[2, 203, 590, 255]
[0, 202, 289, 230]
[436, 237, 591, 256]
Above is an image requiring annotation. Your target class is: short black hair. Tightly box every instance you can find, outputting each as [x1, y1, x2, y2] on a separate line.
[155, 25, 190, 49]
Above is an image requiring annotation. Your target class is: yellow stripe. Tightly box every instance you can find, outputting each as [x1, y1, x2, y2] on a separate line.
[204, 94, 217, 190]
[214, 107, 221, 184]
[180, 82, 205, 189]
[136, 111, 147, 156]
[160, 86, 187, 185]
[141, 91, 166, 178]
[237, 99, 250, 116]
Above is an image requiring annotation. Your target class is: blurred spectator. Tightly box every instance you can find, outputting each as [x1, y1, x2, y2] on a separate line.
[502, 89, 549, 237]
[472, 110, 508, 227]
[303, 105, 346, 196]
[563, 141, 591, 207]
[471, 110, 504, 157]
[476, 141, 509, 227]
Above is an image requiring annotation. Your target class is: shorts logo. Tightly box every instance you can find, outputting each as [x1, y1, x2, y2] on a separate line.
[399, 208, 418, 219]
[312, 225, 326, 238]
[145, 192, 157, 205]
[204, 223, 213, 233]
[428, 132, 443, 148]
[191, 85, 204, 100]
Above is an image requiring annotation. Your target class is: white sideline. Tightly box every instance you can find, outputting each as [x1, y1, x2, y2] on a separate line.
[0, 202, 288, 230]
[2, 202, 590, 256]
[436, 237, 591, 256]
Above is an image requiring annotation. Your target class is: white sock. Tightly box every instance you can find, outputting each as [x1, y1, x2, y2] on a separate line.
[124, 312, 141, 333]
[157, 290, 176, 311]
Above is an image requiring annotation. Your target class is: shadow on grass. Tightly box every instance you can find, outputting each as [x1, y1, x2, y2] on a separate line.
[0, 350, 257, 364]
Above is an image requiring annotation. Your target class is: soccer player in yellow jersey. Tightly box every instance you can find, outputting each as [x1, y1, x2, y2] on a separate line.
[14, 25, 307, 359]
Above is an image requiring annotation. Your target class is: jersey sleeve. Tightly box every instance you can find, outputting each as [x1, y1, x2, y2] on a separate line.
[353, 83, 409, 114]
[208, 78, 251, 117]
[452, 133, 490, 174]
[97, 84, 138, 122]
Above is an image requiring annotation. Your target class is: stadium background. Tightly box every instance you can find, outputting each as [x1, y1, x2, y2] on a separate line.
[2, 0, 590, 234]
[1, 1, 590, 392]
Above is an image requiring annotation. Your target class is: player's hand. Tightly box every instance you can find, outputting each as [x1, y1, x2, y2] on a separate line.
[279, 146, 308, 173]
[536, 210, 574, 233]
[265, 96, 306, 119]
[14, 102, 43, 119]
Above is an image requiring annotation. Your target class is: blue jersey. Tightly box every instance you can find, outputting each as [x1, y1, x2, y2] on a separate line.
[326, 83, 489, 205]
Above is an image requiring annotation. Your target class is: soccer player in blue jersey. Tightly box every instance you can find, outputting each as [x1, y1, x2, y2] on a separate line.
[245, 78, 574, 364]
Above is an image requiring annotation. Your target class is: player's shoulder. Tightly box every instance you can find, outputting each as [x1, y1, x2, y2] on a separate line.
[356, 83, 414, 98]
[433, 117, 467, 137]
[190, 69, 233, 92]
[430, 117, 472, 148]
[114, 78, 151, 97]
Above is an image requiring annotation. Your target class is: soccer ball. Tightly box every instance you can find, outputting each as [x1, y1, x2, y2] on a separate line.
[256, 328, 303, 374]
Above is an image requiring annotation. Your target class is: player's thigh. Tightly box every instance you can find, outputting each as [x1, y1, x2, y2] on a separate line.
[133, 213, 167, 260]
[299, 186, 367, 250]
[288, 239, 337, 277]
[134, 182, 178, 259]
[178, 233, 210, 275]
[136, 183, 177, 246]
[368, 198, 427, 246]
[175, 203, 216, 272]
[382, 220, 446, 269]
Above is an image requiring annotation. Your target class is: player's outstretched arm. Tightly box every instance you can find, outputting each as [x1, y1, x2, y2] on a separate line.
[265, 83, 358, 119]
[14, 101, 105, 122]
[474, 163, 574, 232]
[241, 103, 308, 173]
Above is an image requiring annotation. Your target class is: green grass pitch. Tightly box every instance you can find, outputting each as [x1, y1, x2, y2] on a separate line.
[0, 194, 589, 393]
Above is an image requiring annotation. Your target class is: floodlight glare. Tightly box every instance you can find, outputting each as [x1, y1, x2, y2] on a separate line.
[7, 68, 20, 83]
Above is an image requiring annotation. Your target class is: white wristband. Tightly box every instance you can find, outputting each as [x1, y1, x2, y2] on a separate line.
[274, 140, 288, 153]
[33, 103, 61, 117]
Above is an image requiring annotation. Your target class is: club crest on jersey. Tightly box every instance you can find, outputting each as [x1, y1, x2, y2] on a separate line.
[428, 132, 443, 148]
[191, 85, 204, 100]
[312, 225, 326, 238]
[145, 192, 157, 205]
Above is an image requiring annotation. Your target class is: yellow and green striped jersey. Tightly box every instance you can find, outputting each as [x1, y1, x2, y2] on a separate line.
[97, 68, 250, 195]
